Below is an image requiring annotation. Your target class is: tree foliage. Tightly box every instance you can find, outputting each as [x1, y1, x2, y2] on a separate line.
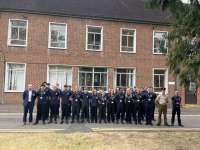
[146, 0, 200, 86]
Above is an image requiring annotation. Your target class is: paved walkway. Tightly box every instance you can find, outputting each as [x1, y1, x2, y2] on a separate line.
[0, 104, 200, 133]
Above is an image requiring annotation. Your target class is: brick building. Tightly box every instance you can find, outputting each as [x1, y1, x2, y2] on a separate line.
[0, 0, 199, 104]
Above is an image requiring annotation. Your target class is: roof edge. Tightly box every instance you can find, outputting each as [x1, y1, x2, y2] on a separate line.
[0, 8, 172, 26]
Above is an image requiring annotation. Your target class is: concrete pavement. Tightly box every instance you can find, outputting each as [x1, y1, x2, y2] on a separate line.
[0, 104, 200, 133]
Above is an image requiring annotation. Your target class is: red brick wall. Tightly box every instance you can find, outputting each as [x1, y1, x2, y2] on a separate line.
[0, 12, 178, 104]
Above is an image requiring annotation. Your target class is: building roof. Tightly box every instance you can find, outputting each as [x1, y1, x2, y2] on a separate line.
[0, 0, 172, 25]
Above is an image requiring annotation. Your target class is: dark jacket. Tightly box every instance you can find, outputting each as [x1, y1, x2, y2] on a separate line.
[23, 90, 37, 106]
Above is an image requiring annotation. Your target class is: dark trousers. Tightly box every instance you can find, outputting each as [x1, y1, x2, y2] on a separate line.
[145, 103, 153, 124]
[61, 104, 71, 121]
[116, 105, 124, 122]
[36, 103, 47, 123]
[50, 104, 59, 122]
[133, 104, 142, 124]
[171, 106, 181, 125]
[81, 106, 89, 122]
[125, 104, 132, 123]
[107, 105, 115, 123]
[151, 104, 155, 120]
[91, 106, 97, 123]
[71, 106, 80, 122]
[99, 106, 106, 123]
[23, 102, 34, 123]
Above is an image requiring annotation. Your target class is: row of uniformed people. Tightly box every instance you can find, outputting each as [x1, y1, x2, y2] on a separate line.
[23, 83, 158, 125]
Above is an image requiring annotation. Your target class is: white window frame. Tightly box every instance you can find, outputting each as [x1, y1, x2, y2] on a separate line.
[153, 30, 168, 55]
[7, 19, 28, 47]
[152, 68, 168, 94]
[85, 25, 103, 51]
[120, 28, 136, 53]
[48, 22, 67, 49]
[47, 64, 72, 89]
[114, 67, 136, 89]
[78, 67, 108, 91]
[4, 62, 26, 93]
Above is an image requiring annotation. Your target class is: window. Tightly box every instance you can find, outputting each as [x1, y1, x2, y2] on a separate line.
[79, 67, 107, 91]
[153, 69, 168, 92]
[153, 31, 168, 54]
[115, 69, 136, 89]
[120, 28, 136, 53]
[86, 26, 103, 51]
[8, 19, 28, 46]
[49, 23, 67, 49]
[5, 63, 26, 92]
[48, 65, 72, 89]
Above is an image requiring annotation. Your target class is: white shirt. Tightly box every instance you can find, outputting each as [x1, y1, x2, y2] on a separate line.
[28, 91, 32, 102]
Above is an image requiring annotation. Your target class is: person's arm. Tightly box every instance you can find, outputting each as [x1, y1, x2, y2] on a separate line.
[155, 95, 160, 106]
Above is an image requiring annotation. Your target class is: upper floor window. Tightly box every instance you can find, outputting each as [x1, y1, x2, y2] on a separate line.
[5, 63, 26, 92]
[8, 19, 28, 47]
[86, 25, 103, 51]
[48, 23, 67, 49]
[153, 31, 168, 54]
[120, 28, 136, 53]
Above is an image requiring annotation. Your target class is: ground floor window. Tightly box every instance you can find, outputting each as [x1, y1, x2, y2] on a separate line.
[153, 68, 168, 92]
[79, 67, 107, 91]
[5, 63, 26, 92]
[48, 65, 72, 89]
[114, 68, 136, 89]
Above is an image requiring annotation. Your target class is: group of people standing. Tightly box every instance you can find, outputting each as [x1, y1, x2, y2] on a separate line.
[22, 82, 183, 127]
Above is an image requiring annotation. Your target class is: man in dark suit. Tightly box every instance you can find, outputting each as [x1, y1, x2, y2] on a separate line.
[22, 84, 37, 125]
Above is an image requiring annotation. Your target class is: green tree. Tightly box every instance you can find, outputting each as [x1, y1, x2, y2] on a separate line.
[146, 0, 200, 86]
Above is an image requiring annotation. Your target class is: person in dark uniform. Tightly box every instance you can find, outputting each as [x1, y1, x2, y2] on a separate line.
[55, 83, 62, 118]
[34, 84, 48, 125]
[140, 87, 147, 121]
[81, 89, 91, 123]
[171, 91, 184, 127]
[22, 84, 37, 125]
[148, 87, 157, 121]
[90, 89, 99, 123]
[60, 85, 73, 124]
[71, 88, 82, 123]
[125, 88, 133, 124]
[48, 85, 61, 124]
[133, 89, 143, 125]
[107, 89, 116, 123]
[43, 82, 52, 120]
[144, 87, 156, 125]
[116, 88, 125, 124]
[98, 90, 107, 123]
[131, 87, 137, 123]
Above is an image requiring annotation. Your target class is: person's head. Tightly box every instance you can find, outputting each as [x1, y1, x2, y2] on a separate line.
[40, 84, 45, 91]
[161, 88, 166, 95]
[52, 85, 57, 91]
[93, 89, 97, 95]
[56, 83, 60, 88]
[28, 84, 32, 90]
[126, 88, 131, 95]
[175, 90, 179, 96]
[148, 86, 153, 92]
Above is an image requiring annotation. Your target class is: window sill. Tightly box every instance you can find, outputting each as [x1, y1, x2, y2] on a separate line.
[48, 47, 67, 50]
[4, 90, 24, 93]
[86, 49, 103, 52]
[7, 44, 27, 48]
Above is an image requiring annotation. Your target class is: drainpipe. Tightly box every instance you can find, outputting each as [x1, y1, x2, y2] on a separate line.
[0, 51, 5, 104]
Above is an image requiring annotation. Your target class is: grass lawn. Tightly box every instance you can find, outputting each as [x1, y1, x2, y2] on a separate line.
[0, 132, 200, 150]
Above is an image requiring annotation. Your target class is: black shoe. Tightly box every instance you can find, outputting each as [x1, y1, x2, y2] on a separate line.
[33, 122, 38, 125]
[60, 121, 64, 124]
[48, 121, 52, 124]
[171, 124, 174, 126]
[149, 123, 153, 126]
[43, 121, 46, 125]
[179, 124, 184, 127]
[156, 124, 161, 126]
[55, 121, 57, 124]
[23, 122, 26, 125]
[164, 123, 169, 126]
